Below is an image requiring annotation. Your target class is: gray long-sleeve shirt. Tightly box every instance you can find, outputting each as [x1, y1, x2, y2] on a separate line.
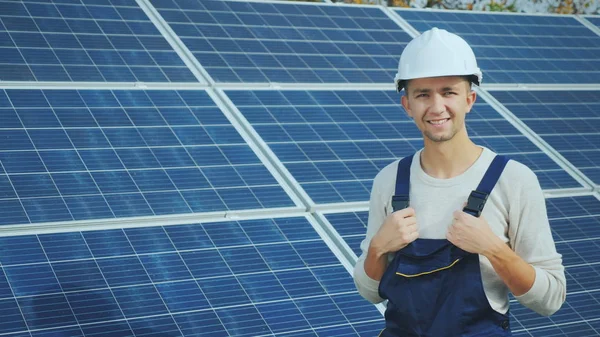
[353, 147, 566, 316]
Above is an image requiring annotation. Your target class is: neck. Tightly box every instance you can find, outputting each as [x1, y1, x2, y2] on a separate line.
[420, 135, 482, 179]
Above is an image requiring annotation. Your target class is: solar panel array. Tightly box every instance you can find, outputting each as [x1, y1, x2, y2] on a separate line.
[0, 88, 296, 226]
[0, 216, 384, 336]
[150, 0, 412, 83]
[0, 0, 599, 336]
[489, 90, 600, 186]
[0, 0, 197, 82]
[398, 10, 600, 84]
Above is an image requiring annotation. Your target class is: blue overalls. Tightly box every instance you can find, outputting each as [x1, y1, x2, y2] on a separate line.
[378, 154, 513, 337]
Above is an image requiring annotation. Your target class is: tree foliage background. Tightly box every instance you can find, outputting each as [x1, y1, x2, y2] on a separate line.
[334, 0, 599, 14]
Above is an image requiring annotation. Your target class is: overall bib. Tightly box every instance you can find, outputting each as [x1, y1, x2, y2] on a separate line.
[378, 154, 512, 337]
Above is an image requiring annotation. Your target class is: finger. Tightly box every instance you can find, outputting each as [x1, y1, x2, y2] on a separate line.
[450, 217, 459, 230]
[405, 222, 418, 231]
[447, 222, 460, 237]
[453, 210, 465, 220]
[401, 229, 415, 243]
[398, 223, 417, 236]
[400, 222, 418, 234]
[400, 223, 418, 237]
[410, 229, 419, 242]
[446, 230, 453, 243]
[402, 216, 417, 227]
[447, 226, 460, 240]
[390, 213, 416, 227]
[396, 207, 415, 218]
[401, 227, 418, 242]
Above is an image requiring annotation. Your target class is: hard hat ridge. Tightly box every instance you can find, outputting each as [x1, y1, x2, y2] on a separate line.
[394, 27, 482, 92]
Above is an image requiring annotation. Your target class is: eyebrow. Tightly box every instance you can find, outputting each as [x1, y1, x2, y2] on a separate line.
[412, 86, 459, 94]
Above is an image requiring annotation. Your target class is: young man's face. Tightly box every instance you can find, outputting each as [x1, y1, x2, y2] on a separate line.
[401, 76, 476, 143]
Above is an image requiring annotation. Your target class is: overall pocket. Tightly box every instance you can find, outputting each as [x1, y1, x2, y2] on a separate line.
[395, 239, 466, 277]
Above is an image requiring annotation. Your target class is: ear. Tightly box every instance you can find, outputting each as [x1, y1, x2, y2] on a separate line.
[401, 95, 413, 119]
[465, 90, 477, 114]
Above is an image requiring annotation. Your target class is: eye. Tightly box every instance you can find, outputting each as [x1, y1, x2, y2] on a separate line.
[444, 91, 457, 96]
[415, 93, 428, 98]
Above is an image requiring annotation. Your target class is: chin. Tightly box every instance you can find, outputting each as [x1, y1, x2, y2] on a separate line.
[424, 132, 455, 143]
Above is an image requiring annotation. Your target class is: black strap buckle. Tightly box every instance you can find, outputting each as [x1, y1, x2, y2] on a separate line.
[463, 190, 489, 217]
[392, 195, 409, 212]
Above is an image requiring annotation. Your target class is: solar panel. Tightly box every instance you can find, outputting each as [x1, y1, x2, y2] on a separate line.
[0, 88, 296, 226]
[0, 1, 598, 337]
[396, 9, 600, 84]
[224, 89, 582, 205]
[489, 90, 600, 186]
[149, 0, 411, 84]
[0, 0, 197, 82]
[586, 16, 600, 29]
[324, 194, 600, 335]
[323, 210, 368, 258]
[0, 216, 384, 336]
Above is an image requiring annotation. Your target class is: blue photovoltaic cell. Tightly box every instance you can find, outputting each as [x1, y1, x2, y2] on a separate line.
[0, 0, 197, 82]
[587, 16, 600, 28]
[490, 90, 600, 186]
[325, 195, 600, 335]
[0, 89, 295, 226]
[150, 0, 411, 84]
[0, 217, 384, 336]
[226, 89, 581, 205]
[325, 211, 368, 258]
[511, 195, 600, 336]
[397, 10, 600, 84]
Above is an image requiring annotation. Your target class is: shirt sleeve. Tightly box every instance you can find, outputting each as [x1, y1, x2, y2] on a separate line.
[509, 168, 567, 316]
[352, 165, 392, 304]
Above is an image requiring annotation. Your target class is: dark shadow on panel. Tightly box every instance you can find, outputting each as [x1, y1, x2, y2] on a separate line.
[11, 286, 178, 337]
[129, 315, 183, 337]
[130, 327, 181, 337]
[19, 292, 78, 330]
[22, 286, 119, 331]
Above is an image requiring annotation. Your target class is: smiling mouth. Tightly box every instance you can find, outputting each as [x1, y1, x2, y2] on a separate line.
[427, 118, 450, 125]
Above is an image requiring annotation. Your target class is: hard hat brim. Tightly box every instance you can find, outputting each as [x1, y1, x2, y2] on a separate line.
[395, 74, 481, 92]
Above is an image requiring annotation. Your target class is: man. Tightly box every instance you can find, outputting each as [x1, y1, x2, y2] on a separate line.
[353, 28, 566, 336]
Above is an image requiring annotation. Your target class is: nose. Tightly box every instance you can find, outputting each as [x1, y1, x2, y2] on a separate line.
[430, 93, 446, 114]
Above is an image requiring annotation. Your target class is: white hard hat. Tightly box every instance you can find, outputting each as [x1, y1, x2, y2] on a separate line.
[394, 27, 482, 92]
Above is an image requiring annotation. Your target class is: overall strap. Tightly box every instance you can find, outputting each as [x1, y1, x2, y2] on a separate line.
[463, 155, 510, 218]
[392, 154, 413, 212]
[391, 153, 510, 216]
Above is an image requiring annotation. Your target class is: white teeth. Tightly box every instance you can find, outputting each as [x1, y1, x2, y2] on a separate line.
[429, 119, 448, 125]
